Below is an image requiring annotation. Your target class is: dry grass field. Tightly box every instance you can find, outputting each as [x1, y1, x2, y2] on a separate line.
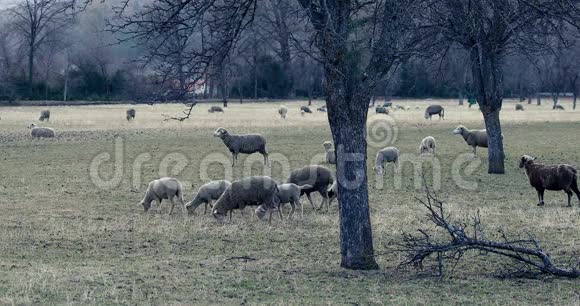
[0, 99, 579, 304]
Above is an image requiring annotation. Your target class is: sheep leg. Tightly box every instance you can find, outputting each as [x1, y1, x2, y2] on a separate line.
[288, 201, 296, 219]
[306, 193, 315, 209]
[472, 146, 477, 158]
[231, 154, 236, 166]
[168, 196, 176, 215]
[537, 189, 545, 206]
[156, 199, 164, 214]
[318, 193, 329, 211]
[262, 152, 270, 166]
[276, 205, 283, 221]
[565, 189, 573, 207]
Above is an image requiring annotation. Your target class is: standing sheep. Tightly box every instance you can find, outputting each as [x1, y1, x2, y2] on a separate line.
[452, 125, 488, 157]
[126, 108, 136, 121]
[519, 155, 580, 207]
[322, 141, 336, 164]
[28, 123, 55, 138]
[300, 106, 312, 113]
[39, 110, 50, 122]
[208, 106, 224, 113]
[185, 180, 232, 215]
[139, 177, 186, 215]
[515, 104, 524, 111]
[286, 165, 334, 211]
[418, 136, 436, 155]
[374, 147, 399, 174]
[278, 105, 288, 119]
[262, 183, 313, 219]
[213, 127, 270, 166]
[212, 176, 280, 224]
[424, 105, 444, 120]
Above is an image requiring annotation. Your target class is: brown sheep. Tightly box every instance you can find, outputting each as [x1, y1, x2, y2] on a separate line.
[519, 155, 580, 207]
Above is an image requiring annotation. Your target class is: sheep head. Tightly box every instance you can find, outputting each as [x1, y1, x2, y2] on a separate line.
[453, 125, 466, 135]
[255, 205, 267, 221]
[519, 155, 536, 168]
[27, 123, 36, 129]
[140, 200, 152, 212]
[322, 141, 333, 150]
[213, 127, 228, 138]
[212, 208, 226, 222]
[373, 165, 384, 175]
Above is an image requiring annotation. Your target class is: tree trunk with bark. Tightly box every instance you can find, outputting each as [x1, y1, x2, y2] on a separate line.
[470, 46, 505, 174]
[326, 74, 378, 270]
[28, 43, 35, 97]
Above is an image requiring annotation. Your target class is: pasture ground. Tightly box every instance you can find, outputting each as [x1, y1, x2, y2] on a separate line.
[0, 99, 579, 304]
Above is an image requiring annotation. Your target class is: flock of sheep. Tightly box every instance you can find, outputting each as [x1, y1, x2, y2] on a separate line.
[23, 102, 580, 222]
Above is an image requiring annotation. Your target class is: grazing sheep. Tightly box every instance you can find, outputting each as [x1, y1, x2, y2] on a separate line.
[515, 104, 524, 111]
[395, 105, 405, 110]
[327, 181, 337, 207]
[317, 106, 327, 112]
[185, 180, 231, 215]
[208, 106, 224, 113]
[126, 108, 136, 121]
[286, 165, 334, 211]
[424, 105, 445, 120]
[28, 123, 55, 138]
[300, 106, 312, 113]
[405, 106, 410, 110]
[383, 101, 393, 107]
[139, 177, 185, 214]
[553, 105, 565, 110]
[214, 127, 269, 166]
[212, 176, 280, 224]
[452, 125, 488, 157]
[278, 105, 288, 119]
[374, 147, 400, 174]
[418, 136, 436, 155]
[39, 110, 50, 121]
[375, 106, 389, 114]
[322, 141, 336, 164]
[264, 183, 313, 219]
[519, 155, 580, 207]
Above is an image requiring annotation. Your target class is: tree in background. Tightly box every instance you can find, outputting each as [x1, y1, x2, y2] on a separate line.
[424, 0, 580, 174]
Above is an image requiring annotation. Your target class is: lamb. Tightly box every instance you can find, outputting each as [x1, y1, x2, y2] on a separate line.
[212, 176, 281, 224]
[28, 123, 55, 138]
[214, 127, 269, 166]
[452, 125, 488, 157]
[260, 183, 313, 219]
[278, 105, 288, 119]
[126, 108, 136, 121]
[286, 165, 334, 211]
[515, 104, 524, 111]
[553, 105, 565, 110]
[208, 106, 224, 113]
[424, 105, 444, 120]
[375, 106, 389, 114]
[418, 136, 436, 155]
[374, 146, 400, 174]
[322, 141, 336, 164]
[139, 177, 186, 214]
[300, 106, 312, 113]
[185, 180, 231, 215]
[39, 110, 50, 121]
[519, 155, 580, 207]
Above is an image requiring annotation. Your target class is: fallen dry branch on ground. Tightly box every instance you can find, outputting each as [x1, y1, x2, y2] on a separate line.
[397, 184, 579, 278]
[162, 102, 198, 121]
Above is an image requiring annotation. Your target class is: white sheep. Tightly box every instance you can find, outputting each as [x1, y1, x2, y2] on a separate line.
[373, 147, 399, 175]
[28, 123, 55, 138]
[278, 105, 288, 119]
[185, 180, 231, 215]
[270, 183, 313, 219]
[419, 136, 436, 155]
[139, 177, 186, 215]
[322, 141, 336, 164]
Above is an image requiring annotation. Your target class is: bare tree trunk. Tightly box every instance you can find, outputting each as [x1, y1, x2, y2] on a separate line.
[470, 47, 505, 174]
[459, 92, 464, 105]
[326, 77, 378, 270]
[63, 69, 68, 101]
[28, 43, 34, 97]
[527, 95, 532, 104]
[552, 93, 559, 109]
[537, 94, 541, 105]
[238, 77, 243, 104]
